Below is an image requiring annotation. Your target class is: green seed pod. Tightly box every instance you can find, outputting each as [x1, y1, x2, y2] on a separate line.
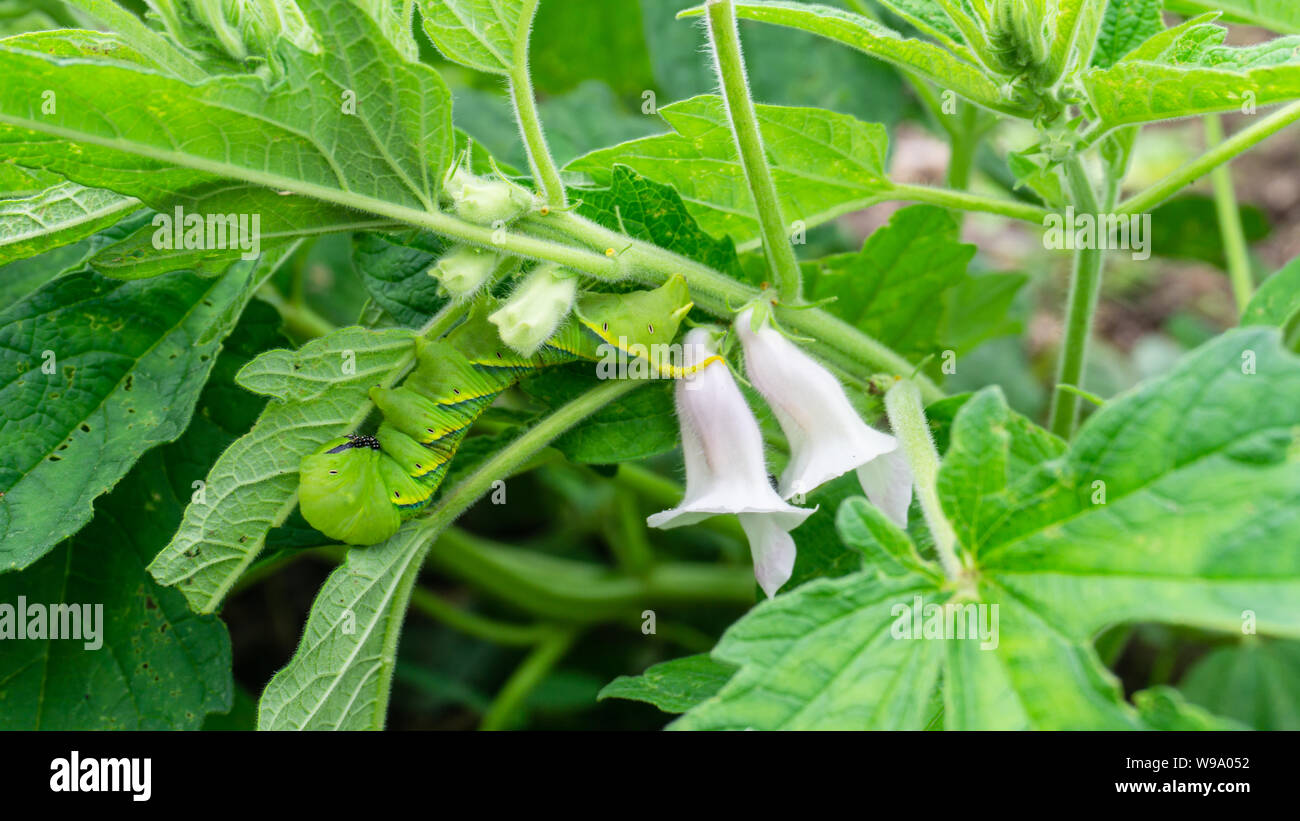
[488, 264, 579, 356]
[430, 245, 499, 298]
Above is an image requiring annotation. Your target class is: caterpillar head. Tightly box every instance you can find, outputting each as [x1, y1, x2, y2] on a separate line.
[575, 274, 694, 351]
[299, 435, 402, 546]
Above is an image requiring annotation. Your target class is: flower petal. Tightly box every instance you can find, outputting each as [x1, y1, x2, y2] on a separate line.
[738, 513, 797, 598]
[855, 448, 914, 527]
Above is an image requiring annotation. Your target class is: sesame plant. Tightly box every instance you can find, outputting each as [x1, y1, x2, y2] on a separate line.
[2, 0, 1300, 731]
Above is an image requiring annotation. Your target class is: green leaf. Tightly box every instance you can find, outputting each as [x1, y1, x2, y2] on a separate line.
[1084, 17, 1300, 129]
[598, 654, 736, 714]
[836, 496, 937, 579]
[1167, 0, 1300, 35]
[0, 208, 154, 306]
[518, 366, 680, 464]
[674, 572, 946, 730]
[352, 230, 451, 329]
[530, 0, 656, 96]
[258, 517, 437, 729]
[417, 0, 532, 75]
[1049, 0, 1110, 79]
[573, 165, 745, 281]
[1179, 639, 1300, 729]
[0, 0, 453, 238]
[969, 330, 1300, 641]
[1242, 255, 1300, 338]
[941, 271, 1029, 354]
[570, 95, 892, 246]
[875, 0, 968, 54]
[1093, 0, 1166, 69]
[707, 1, 1025, 116]
[147, 327, 417, 612]
[804, 205, 977, 360]
[679, 329, 1300, 729]
[1150, 194, 1270, 268]
[0, 262, 263, 571]
[1133, 686, 1248, 730]
[454, 82, 663, 170]
[0, 181, 139, 266]
[0, 301, 283, 728]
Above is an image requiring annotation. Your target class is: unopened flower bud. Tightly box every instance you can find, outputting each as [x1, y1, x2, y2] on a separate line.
[488, 264, 578, 355]
[446, 168, 534, 226]
[430, 245, 498, 298]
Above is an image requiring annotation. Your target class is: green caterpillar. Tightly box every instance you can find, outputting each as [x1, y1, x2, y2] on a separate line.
[298, 275, 718, 545]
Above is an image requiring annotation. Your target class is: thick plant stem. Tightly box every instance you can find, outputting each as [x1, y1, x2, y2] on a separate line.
[509, 0, 566, 207]
[1047, 156, 1105, 439]
[532, 209, 946, 401]
[884, 379, 962, 581]
[890, 183, 1050, 222]
[705, 0, 803, 303]
[947, 104, 979, 191]
[1205, 115, 1254, 312]
[480, 626, 579, 730]
[1119, 100, 1300, 215]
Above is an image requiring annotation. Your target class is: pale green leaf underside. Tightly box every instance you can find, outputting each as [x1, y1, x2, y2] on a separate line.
[0, 181, 139, 266]
[715, 1, 1025, 116]
[569, 95, 890, 245]
[258, 519, 437, 730]
[417, 0, 530, 75]
[147, 327, 415, 613]
[0, 0, 453, 239]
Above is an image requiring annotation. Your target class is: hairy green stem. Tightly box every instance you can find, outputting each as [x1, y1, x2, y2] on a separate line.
[1118, 101, 1300, 216]
[1204, 115, 1254, 312]
[1047, 156, 1105, 439]
[705, 0, 803, 303]
[532, 209, 946, 401]
[890, 183, 1051, 222]
[508, 0, 566, 206]
[884, 378, 962, 580]
[480, 626, 579, 730]
[947, 104, 979, 191]
[255, 285, 336, 339]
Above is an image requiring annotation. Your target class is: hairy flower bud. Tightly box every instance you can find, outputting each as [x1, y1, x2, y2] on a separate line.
[446, 168, 534, 226]
[430, 245, 498, 298]
[488, 264, 578, 356]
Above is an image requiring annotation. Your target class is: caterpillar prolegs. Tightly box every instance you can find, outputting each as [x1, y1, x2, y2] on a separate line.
[298, 275, 722, 546]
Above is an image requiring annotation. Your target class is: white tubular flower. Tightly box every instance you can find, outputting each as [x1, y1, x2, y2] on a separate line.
[735, 306, 913, 526]
[648, 329, 814, 597]
[488, 264, 578, 355]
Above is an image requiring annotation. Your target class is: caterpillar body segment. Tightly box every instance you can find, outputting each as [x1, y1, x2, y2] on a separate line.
[298, 276, 719, 546]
